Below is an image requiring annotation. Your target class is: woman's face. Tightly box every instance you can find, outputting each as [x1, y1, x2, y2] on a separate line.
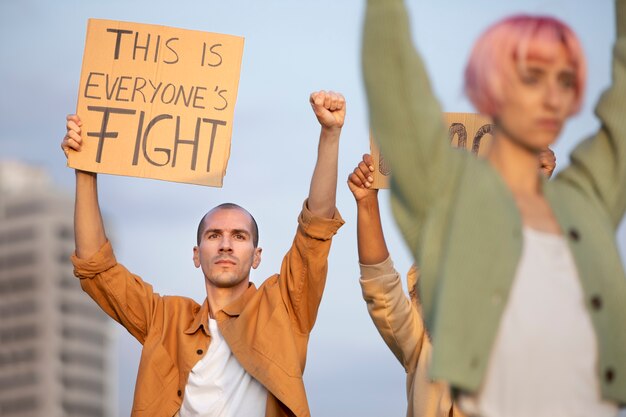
[494, 43, 578, 151]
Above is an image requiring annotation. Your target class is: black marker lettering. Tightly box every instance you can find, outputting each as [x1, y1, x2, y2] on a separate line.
[142, 114, 173, 166]
[131, 77, 147, 103]
[86, 106, 136, 163]
[208, 44, 223, 67]
[153, 34, 161, 63]
[84, 72, 103, 99]
[161, 84, 176, 104]
[192, 87, 206, 109]
[448, 123, 467, 149]
[172, 116, 201, 170]
[201, 43, 223, 67]
[133, 32, 151, 61]
[472, 124, 494, 154]
[148, 79, 162, 103]
[164, 38, 179, 64]
[174, 85, 194, 107]
[214, 86, 228, 111]
[132, 111, 146, 165]
[106, 29, 133, 60]
[203, 118, 227, 172]
[115, 76, 132, 102]
[105, 74, 120, 100]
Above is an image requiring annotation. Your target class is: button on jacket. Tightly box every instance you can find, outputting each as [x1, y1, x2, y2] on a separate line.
[363, 0, 626, 403]
[72, 202, 344, 417]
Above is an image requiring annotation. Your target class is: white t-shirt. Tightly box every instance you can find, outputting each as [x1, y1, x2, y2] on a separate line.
[179, 318, 267, 417]
[459, 227, 618, 417]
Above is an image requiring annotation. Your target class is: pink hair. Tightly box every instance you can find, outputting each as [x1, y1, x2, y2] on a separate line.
[464, 15, 586, 116]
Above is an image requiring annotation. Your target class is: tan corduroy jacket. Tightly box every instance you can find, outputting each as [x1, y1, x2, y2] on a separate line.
[72, 202, 344, 417]
[360, 257, 465, 417]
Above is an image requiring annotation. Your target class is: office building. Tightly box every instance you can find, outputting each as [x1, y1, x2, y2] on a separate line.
[0, 161, 115, 417]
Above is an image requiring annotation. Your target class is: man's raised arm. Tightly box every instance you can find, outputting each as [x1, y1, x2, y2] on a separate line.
[349, 153, 425, 371]
[62, 114, 107, 259]
[62, 114, 163, 343]
[307, 90, 345, 218]
[276, 91, 346, 335]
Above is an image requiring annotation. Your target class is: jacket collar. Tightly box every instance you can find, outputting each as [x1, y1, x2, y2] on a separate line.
[184, 283, 258, 336]
[184, 299, 211, 336]
[221, 282, 257, 317]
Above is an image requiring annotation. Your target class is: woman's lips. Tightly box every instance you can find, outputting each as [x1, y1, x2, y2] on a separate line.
[536, 118, 562, 132]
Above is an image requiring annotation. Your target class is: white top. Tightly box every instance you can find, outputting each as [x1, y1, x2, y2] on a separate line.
[179, 319, 267, 417]
[459, 227, 617, 417]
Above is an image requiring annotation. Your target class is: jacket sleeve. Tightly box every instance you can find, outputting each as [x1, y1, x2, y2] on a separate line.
[362, 0, 465, 253]
[557, 0, 626, 228]
[360, 257, 425, 373]
[278, 200, 344, 334]
[71, 240, 161, 345]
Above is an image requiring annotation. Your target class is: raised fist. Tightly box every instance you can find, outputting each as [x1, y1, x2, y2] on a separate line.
[309, 90, 346, 130]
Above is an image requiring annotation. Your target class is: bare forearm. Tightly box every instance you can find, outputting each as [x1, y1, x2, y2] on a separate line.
[74, 170, 107, 259]
[357, 195, 390, 265]
[307, 127, 340, 218]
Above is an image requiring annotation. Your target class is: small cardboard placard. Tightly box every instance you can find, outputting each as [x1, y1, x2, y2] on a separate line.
[68, 19, 245, 187]
[370, 112, 494, 189]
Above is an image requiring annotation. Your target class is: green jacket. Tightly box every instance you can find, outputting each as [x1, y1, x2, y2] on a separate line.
[362, 0, 626, 403]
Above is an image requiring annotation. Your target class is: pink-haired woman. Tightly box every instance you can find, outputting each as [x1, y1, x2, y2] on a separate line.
[362, 0, 626, 416]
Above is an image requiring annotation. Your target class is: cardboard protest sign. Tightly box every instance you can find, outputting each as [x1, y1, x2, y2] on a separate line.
[370, 112, 493, 189]
[69, 19, 244, 187]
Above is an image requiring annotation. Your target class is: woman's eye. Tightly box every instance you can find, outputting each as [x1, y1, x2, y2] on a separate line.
[559, 75, 575, 89]
[521, 74, 539, 85]
[519, 66, 543, 85]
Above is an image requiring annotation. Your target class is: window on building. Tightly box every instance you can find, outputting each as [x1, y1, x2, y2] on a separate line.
[57, 252, 72, 264]
[60, 350, 104, 371]
[5, 201, 45, 218]
[61, 326, 105, 346]
[59, 275, 78, 289]
[0, 299, 37, 318]
[61, 375, 104, 395]
[0, 275, 36, 295]
[0, 372, 37, 391]
[61, 401, 104, 417]
[59, 301, 108, 322]
[0, 252, 35, 271]
[0, 228, 35, 246]
[0, 324, 38, 343]
[0, 348, 36, 368]
[0, 396, 38, 414]
[56, 225, 73, 240]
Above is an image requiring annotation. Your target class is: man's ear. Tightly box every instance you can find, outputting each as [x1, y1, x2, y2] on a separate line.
[252, 247, 262, 269]
[193, 246, 200, 268]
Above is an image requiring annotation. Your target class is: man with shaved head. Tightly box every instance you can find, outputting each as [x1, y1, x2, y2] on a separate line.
[62, 90, 345, 417]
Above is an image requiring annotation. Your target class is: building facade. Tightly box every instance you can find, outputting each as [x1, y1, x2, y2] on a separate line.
[0, 162, 115, 417]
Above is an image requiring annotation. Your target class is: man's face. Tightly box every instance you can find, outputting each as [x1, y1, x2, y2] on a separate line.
[495, 43, 577, 151]
[193, 208, 262, 292]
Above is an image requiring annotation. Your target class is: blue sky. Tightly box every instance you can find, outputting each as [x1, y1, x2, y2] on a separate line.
[0, 1, 620, 416]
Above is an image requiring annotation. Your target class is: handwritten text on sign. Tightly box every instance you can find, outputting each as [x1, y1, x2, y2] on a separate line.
[370, 113, 493, 189]
[68, 19, 244, 187]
